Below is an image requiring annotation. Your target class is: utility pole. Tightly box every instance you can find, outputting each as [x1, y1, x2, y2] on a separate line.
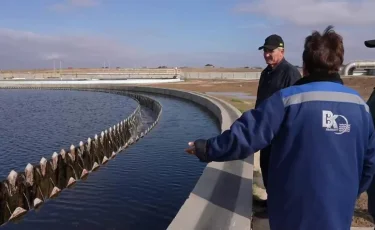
[53, 60, 56, 73]
[59, 60, 62, 73]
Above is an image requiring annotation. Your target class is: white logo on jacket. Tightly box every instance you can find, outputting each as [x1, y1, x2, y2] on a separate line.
[322, 110, 351, 134]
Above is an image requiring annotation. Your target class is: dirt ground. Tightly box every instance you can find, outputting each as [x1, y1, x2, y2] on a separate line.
[153, 79, 259, 112]
[153, 77, 375, 227]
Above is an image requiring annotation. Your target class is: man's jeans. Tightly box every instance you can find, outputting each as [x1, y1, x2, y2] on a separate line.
[260, 145, 272, 191]
[367, 177, 375, 220]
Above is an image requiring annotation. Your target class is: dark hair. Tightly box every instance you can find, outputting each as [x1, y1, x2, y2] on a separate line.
[302, 25, 344, 74]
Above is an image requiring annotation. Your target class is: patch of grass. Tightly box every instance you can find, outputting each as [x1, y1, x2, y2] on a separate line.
[231, 98, 243, 103]
[228, 99, 254, 113]
[210, 95, 255, 114]
[234, 102, 254, 113]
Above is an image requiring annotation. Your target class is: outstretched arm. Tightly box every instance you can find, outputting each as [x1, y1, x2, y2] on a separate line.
[187, 91, 286, 162]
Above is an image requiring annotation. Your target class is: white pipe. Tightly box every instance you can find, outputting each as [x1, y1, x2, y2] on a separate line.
[343, 61, 375, 76]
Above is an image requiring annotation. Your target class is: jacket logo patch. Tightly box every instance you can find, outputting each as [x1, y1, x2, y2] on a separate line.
[322, 110, 351, 134]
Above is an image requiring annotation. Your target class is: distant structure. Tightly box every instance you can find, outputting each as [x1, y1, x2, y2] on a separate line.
[341, 61, 375, 76]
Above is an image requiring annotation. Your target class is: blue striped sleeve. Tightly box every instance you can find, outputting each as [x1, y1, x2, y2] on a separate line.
[205, 91, 286, 162]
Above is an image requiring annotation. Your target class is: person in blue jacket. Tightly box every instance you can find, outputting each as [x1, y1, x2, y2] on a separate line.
[185, 26, 375, 230]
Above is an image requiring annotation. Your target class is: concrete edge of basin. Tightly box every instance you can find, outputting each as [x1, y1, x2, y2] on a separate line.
[351, 228, 374, 230]
[0, 83, 254, 230]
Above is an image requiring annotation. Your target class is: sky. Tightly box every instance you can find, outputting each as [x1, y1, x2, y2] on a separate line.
[0, 0, 374, 69]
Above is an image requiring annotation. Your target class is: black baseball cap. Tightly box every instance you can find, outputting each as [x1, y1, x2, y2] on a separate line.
[258, 34, 284, 50]
[365, 40, 375, 48]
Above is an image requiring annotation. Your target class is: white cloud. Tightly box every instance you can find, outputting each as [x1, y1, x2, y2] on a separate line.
[49, 0, 100, 11]
[3, 0, 375, 70]
[234, 0, 375, 66]
[41, 53, 65, 61]
[241, 24, 375, 66]
[0, 25, 372, 70]
[235, 0, 375, 26]
[69, 0, 100, 7]
[0, 28, 256, 69]
[0, 28, 145, 69]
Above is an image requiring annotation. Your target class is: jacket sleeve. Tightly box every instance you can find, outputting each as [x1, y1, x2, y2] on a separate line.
[194, 91, 286, 162]
[359, 112, 375, 195]
[367, 88, 375, 121]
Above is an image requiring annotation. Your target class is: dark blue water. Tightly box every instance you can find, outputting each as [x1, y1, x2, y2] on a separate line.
[1, 91, 220, 230]
[0, 89, 138, 178]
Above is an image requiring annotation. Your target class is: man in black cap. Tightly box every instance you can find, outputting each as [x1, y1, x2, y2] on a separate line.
[255, 34, 302, 211]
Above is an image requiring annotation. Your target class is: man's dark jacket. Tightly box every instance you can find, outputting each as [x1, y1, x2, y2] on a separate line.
[255, 58, 302, 108]
[255, 58, 302, 189]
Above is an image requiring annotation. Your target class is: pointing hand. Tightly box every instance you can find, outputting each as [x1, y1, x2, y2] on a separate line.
[185, 142, 196, 155]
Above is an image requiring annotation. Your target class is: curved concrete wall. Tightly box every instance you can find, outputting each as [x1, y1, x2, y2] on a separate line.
[0, 83, 253, 230]
[0, 88, 162, 225]
[0, 79, 183, 84]
[120, 86, 253, 230]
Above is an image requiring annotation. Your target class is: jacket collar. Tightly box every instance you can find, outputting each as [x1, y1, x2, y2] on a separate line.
[266, 58, 286, 72]
[293, 71, 343, 86]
